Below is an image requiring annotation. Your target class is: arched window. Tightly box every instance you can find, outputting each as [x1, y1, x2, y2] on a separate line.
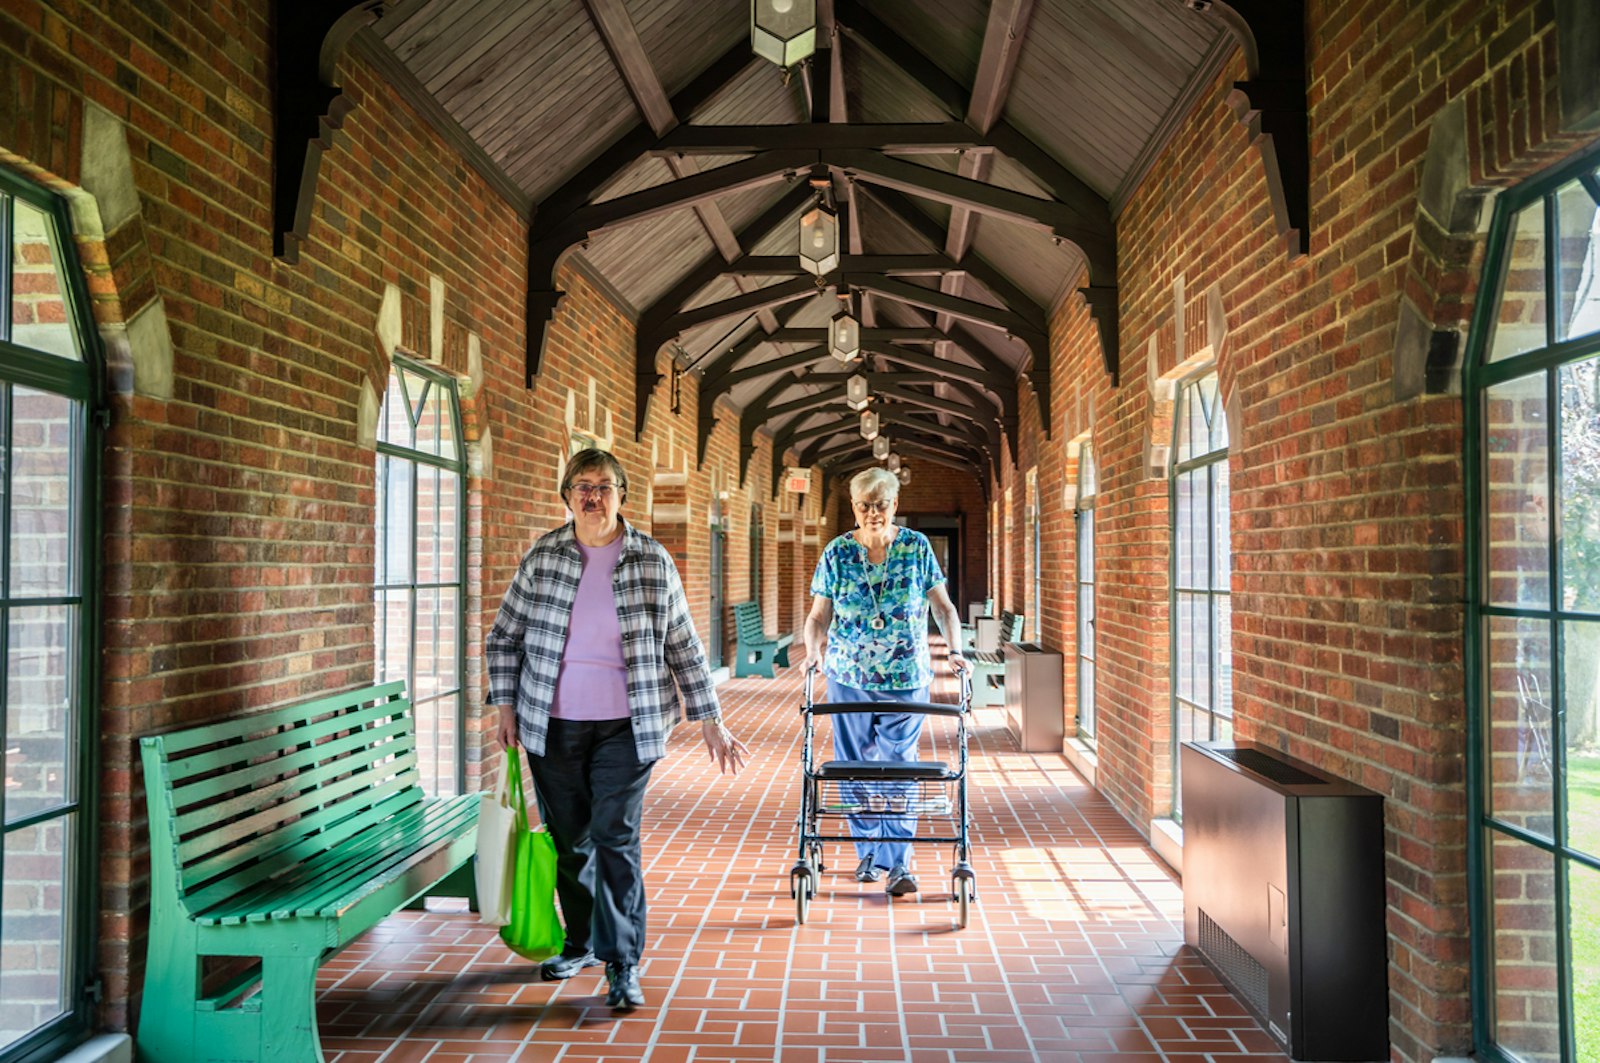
[375, 357, 465, 797]
[1466, 149, 1600, 1063]
[1170, 370, 1232, 817]
[0, 172, 102, 1061]
[1075, 443, 1097, 742]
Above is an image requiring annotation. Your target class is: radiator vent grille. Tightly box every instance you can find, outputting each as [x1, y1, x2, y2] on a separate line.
[1198, 908, 1268, 1017]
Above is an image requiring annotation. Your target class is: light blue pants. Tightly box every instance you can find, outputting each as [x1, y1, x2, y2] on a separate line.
[825, 679, 929, 872]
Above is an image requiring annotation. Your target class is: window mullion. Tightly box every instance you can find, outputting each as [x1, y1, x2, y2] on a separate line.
[1, 195, 11, 345]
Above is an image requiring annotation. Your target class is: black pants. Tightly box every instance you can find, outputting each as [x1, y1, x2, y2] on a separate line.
[528, 717, 654, 966]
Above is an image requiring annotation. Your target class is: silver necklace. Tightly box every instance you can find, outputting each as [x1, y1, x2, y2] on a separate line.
[863, 549, 889, 630]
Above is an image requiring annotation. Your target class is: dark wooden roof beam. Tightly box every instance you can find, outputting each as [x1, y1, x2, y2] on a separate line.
[1188, 1, 1310, 258]
[728, 254, 950, 276]
[273, 3, 388, 263]
[842, 273, 1045, 345]
[652, 123, 982, 154]
[638, 182, 816, 436]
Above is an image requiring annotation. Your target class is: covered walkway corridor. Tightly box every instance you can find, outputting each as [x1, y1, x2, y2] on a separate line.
[316, 660, 1280, 1063]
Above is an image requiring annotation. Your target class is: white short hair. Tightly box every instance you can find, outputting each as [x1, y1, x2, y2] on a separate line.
[850, 466, 900, 503]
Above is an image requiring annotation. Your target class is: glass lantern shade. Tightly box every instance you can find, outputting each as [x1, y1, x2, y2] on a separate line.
[846, 373, 870, 411]
[872, 435, 890, 459]
[859, 409, 879, 441]
[830, 311, 860, 363]
[896, 465, 911, 484]
[886, 452, 901, 472]
[752, 0, 817, 68]
[798, 205, 839, 275]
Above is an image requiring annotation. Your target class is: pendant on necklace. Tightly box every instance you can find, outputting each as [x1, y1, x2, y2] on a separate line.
[870, 616, 886, 631]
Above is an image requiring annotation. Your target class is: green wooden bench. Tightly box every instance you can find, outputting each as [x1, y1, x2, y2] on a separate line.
[969, 611, 1024, 707]
[136, 680, 479, 1063]
[732, 599, 793, 678]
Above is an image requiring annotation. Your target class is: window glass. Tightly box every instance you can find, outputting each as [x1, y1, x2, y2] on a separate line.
[6, 605, 75, 823]
[1571, 859, 1600, 1063]
[1559, 355, 1600, 613]
[1473, 152, 1600, 1063]
[1554, 171, 1600, 343]
[0, 178, 95, 1061]
[0, 820, 72, 1050]
[8, 198, 79, 361]
[374, 359, 465, 797]
[1172, 373, 1231, 817]
[1490, 197, 1550, 362]
[9, 388, 79, 597]
[1485, 374, 1551, 609]
[1488, 834, 1560, 1062]
[1562, 618, 1599, 861]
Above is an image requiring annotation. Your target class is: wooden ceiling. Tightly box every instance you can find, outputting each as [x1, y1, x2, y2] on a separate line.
[285, 1, 1252, 492]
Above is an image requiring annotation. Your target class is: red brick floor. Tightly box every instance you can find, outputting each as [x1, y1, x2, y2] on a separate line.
[317, 662, 1288, 1062]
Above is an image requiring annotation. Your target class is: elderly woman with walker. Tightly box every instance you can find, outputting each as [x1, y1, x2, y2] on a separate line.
[796, 466, 969, 897]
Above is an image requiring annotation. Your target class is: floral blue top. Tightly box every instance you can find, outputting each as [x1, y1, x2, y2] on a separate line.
[811, 526, 947, 691]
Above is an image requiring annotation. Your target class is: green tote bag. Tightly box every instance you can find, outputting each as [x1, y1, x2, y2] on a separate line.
[498, 748, 566, 961]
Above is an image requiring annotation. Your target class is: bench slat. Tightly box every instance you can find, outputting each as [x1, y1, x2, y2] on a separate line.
[166, 698, 409, 783]
[181, 784, 425, 915]
[178, 758, 422, 890]
[153, 681, 408, 758]
[196, 795, 473, 924]
[298, 796, 477, 920]
[176, 745, 418, 854]
[171, 718, 412, 823]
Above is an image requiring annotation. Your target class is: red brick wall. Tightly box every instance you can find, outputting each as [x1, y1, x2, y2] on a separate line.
[1034, 3, 1600, 1059]
[0, 2, 795, 1032]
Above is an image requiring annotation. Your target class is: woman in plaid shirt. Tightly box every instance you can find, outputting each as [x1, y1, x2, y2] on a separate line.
[487, 448, 748, 1012]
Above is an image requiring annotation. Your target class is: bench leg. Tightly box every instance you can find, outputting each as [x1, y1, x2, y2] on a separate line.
[973, 670, 1006, 708]
[735, 646, 775, 679]
[259, 954, 325, 1063]
[774, 643, 790, 668]
[136, 941, 202, 1063]
[408, 859, 478, 912]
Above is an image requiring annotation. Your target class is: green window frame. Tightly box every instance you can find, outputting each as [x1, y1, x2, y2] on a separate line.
[1465, 148, 1600, 1063]
[1169, 370, 1232, 819]
[375, 356, 466, 798]
[0, 170, 104, 1063]
[1076, 443, 1097, 742]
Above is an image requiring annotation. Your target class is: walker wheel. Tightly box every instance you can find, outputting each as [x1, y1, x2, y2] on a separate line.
[954, 877, 972, 929]
[793, 866, 815, 925]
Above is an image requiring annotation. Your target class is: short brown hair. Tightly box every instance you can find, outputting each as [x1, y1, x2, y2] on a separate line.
[560, 447, 629, 502]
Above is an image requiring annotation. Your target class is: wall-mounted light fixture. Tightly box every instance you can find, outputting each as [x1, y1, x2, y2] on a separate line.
[751, 0, 817, 69]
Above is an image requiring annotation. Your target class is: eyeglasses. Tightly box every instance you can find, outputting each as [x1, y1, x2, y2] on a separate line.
[852, 499, 892, 513]
[568, 483, 617, 501]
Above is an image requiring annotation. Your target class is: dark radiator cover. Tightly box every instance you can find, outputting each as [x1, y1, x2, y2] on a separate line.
[1181, 741, 1389, 1061]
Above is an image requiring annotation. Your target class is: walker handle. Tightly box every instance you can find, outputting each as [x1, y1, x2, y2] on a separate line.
[803, 662, 818, 711]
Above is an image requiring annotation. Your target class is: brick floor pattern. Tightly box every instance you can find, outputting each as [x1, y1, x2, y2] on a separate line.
[317, 658, 1289, 1062]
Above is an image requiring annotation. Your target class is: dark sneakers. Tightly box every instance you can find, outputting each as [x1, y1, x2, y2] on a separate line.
[885, 866, 919, 896]
[854, 852, 882, 883]
[539, 949, 602, 981]
[605, 963, 645, 1010]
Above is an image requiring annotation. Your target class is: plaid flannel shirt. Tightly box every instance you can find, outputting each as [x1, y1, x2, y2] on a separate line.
[486, 518, 721, 763]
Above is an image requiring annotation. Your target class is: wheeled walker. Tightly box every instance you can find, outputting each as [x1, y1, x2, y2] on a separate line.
[789, 667, 976, 927]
